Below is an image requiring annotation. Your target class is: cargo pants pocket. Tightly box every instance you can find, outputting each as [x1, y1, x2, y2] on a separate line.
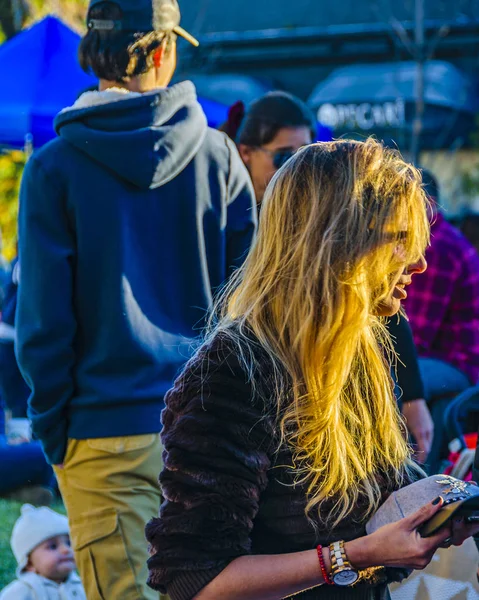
[71, 508, 144, 600]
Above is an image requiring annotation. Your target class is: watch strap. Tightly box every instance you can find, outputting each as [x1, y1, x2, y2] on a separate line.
[330, 540, 349, 571]
[329, 540, 360, 586]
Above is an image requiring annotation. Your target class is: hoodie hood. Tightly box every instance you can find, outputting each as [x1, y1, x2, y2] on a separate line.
[54, 81, 207, 190]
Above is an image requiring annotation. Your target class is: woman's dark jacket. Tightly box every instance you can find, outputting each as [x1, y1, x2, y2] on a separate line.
[146, 333, 407, 600]
[386, 315, 425, 404]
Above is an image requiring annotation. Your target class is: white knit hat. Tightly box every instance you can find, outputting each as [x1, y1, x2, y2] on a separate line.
[11, 504, 70, 575]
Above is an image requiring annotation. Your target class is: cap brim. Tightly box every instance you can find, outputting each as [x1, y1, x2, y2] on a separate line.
[419, 495, 479, 537]
[173, 25, 199, 47]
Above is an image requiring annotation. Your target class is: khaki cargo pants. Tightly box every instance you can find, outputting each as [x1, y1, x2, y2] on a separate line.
[54, 434, 167, 600]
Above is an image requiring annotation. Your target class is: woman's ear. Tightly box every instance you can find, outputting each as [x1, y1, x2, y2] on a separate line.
[239, 144, 253, 168]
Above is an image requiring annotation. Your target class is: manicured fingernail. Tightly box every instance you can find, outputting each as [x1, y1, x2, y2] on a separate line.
[432, 496, 443, 505]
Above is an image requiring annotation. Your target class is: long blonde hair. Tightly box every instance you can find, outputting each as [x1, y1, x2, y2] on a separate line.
[212, 139, 430, 527]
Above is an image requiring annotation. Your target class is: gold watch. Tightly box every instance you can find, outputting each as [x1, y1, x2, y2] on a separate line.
[329, 540, 360, 587]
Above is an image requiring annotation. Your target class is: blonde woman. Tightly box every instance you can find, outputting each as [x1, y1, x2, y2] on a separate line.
[146, 140, 479, 600]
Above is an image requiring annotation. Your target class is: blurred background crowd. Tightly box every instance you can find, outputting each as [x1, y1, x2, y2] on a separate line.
[0, 1, 479, 599]
[1, 0, 479, 258]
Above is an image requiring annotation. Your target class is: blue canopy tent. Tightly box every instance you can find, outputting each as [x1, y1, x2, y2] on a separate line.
[0, 16, 96, 149]
[196, 95, 229, 129]
[0, 16, 230, 149]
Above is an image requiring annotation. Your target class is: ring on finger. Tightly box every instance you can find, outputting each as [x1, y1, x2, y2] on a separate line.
[441, 537, 452, 548]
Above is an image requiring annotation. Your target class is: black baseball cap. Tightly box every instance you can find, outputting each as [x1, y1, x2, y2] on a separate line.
[87, 0, 199, 47]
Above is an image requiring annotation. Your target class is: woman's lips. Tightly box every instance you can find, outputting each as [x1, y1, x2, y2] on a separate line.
[394, 285, 407, 299]
[394, 278, 411, 299]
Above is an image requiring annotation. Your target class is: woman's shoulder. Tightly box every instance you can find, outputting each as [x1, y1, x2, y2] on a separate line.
[173, 327, 272, 393]
[197, 329, 248, 370]
[162, 327, 276, 437]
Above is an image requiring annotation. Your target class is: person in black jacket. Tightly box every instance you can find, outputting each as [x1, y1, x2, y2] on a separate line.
[147, 140, 479, 600]
[387, 316, 434, 463]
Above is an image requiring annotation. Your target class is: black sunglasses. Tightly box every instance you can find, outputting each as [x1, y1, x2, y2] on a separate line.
[257, 147, 296, 170]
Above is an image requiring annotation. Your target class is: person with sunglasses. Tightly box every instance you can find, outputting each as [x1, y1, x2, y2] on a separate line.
[220, 91, 316, 204]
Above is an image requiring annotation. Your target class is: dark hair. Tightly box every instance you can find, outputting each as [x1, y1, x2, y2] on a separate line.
[421, 169, 439, 201]
[79, 1, 172, 83]
[224, 91, 316, 146]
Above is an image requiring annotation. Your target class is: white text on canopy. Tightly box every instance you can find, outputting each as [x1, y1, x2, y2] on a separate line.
[318, 99, 406, 131]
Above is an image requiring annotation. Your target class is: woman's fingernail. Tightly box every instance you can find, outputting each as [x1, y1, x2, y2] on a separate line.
[432, 496, 443, 505]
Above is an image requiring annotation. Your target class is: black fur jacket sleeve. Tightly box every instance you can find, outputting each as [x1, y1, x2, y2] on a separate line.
[146, 334, 273, 600]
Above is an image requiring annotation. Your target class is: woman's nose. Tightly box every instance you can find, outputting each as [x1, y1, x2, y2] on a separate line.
[408, 255, 427, 275]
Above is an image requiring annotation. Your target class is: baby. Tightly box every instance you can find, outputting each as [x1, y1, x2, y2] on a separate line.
[0, 504, 86, 600]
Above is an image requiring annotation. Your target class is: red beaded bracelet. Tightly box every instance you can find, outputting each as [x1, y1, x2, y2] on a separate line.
[317, 544, 333, 585]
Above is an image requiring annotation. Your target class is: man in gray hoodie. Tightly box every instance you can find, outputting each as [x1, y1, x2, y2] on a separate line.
[16, 1, 256, 597]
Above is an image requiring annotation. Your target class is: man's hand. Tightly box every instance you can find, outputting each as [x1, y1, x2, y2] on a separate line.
[402, 399, 434, 463]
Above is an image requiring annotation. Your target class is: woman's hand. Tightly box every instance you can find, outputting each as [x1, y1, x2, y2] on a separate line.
[348, 497, 476, 572]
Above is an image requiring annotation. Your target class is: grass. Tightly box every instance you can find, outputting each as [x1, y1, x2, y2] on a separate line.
[0, 499, 22, 588]
[0, 499, 65, 590]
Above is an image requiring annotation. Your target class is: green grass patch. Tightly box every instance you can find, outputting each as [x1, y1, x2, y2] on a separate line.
[0, 499, 22, 589]
[0, 499, 65, 590]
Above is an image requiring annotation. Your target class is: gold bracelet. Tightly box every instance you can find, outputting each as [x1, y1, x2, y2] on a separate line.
[358, 566, 387, 586]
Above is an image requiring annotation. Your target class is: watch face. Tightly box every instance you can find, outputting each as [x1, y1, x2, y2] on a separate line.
[332, 569, 359, 586]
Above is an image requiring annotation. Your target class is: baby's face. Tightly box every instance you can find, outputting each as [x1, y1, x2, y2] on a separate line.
[27, 534, 75, 584]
